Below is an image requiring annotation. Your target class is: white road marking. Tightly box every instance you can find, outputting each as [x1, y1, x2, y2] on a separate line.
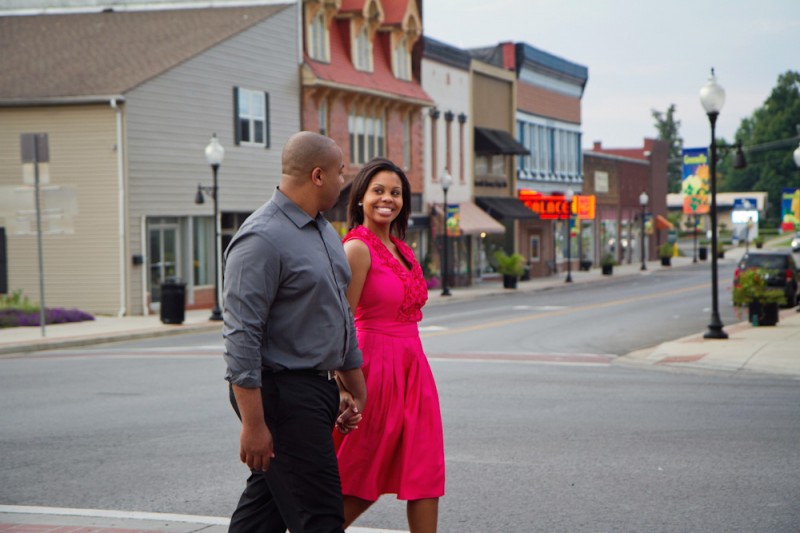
[0, 505, 407, 532]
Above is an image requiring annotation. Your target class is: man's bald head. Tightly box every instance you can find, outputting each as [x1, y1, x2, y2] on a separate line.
[281, 131, 339, 183]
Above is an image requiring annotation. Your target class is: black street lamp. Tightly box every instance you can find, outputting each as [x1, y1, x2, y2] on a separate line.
[195, 133, 225, 321]
[440, 171, 453, 296]
[564, 188, 574, 283]
[692, 215, 698, 263]
[639, 191, 648, 271]
[700, 69, 728, 339]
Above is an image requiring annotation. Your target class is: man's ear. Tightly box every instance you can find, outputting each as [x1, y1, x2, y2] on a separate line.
[311, 167, 323, 186]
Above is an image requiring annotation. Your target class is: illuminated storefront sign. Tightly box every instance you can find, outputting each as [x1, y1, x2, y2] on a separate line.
[518, 190, 596, 220]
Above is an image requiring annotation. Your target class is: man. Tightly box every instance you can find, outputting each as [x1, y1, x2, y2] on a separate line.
[223, 131, 367, 533]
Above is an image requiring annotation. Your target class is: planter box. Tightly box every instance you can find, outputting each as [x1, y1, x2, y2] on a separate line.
[579, 260, 593, 271]
[502, 274, 518, 289]
[698, 247, 708, 261]
[660, 257, 671, 267]
[748, 301, 779, 326]
[601, 264, 613, 276]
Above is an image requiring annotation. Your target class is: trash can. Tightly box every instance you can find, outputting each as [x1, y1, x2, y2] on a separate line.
[160, 277, 186, 325]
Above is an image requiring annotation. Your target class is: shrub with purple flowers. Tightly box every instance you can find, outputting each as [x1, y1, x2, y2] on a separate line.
[0, 290, 94, 328]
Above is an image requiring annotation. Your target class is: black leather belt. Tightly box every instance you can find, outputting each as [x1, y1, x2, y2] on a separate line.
[263, 368, 336, 381]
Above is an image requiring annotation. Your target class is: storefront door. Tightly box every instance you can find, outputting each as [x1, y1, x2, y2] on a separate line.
[148, 218, 180, 309]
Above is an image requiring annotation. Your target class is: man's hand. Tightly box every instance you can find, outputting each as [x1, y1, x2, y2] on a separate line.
[231, 384, 275, 472]
[240, 422, 275, 471]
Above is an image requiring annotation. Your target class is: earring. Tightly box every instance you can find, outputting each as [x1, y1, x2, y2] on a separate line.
[358, 202, 363, 206]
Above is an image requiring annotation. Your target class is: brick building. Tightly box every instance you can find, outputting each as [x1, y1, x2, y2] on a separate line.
[300, 0, 432, 257]
[583, 139, 669, 266]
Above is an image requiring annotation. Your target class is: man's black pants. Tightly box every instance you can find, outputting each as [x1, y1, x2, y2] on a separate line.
[228, 371, 343, 533]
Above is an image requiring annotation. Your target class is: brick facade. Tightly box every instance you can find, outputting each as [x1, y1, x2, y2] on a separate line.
[517, 82, 581, 124]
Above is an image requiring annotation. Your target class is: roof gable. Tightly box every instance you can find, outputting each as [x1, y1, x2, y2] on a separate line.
[0, 4, 290, 100]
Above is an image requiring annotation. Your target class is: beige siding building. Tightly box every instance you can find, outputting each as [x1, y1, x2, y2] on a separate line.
[0, 3, 300, 316]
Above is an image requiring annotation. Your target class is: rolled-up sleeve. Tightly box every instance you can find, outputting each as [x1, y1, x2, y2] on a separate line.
[340, 310, 363, 371]
[223, 232, 278, 388]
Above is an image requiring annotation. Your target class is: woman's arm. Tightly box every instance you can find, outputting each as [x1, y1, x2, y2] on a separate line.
[343, 239, 371, 313]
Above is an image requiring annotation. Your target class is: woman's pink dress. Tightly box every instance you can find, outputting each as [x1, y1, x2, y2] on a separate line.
[335, 225, 445, 502]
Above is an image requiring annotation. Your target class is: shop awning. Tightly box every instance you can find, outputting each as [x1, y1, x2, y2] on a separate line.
[457, 201, 506, 235]
[655, 214, 674, 230]
[475, 196, 539, 220]
[474, 127, 530, 156]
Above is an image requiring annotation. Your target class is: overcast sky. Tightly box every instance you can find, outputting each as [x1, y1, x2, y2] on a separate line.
[423, 0, 800, 150]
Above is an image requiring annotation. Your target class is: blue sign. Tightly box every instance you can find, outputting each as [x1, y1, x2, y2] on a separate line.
[732, 198, 757, 211]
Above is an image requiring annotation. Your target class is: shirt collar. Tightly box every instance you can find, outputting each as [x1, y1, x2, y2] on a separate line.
[272, 188, 328, 229]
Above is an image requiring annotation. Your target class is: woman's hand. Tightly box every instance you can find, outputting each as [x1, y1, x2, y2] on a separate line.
[336, 390, 362, 434]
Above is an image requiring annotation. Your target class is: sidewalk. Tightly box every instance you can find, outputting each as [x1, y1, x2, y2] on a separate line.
[2, 246, 799, 379]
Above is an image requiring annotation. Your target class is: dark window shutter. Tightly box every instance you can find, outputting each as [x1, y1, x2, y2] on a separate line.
[233, 87, 241, 146]
[264, 91, 270, 149]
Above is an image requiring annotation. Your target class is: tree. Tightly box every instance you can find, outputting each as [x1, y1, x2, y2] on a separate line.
[652, 104, 683, 193]
[718, 70, 800, 224]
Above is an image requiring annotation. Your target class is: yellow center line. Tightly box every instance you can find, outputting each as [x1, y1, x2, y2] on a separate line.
[421, 283, 709, 339]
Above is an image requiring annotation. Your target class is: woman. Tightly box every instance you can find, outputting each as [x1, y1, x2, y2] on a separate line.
[335, 158, 445, 533]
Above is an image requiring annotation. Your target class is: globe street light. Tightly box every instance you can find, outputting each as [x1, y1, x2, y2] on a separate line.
[440, 171, 454, 296]
[699, 69, 728, 339]
[794, 140, 800, 168]
[639, 191, 648, 271]
[564, 188, 574, 283]
[195, 133, 225, 321]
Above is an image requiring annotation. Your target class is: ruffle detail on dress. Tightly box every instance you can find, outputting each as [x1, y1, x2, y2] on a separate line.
[344, 226, 428, 322]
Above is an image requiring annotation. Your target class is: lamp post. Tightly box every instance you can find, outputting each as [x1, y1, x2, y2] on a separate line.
[195, 133, 225, 321]
[699, 69, 728, 339]
[639, 191, 648, 271]
[440, 171, 453, 296]
[692, 215, 698, 263]
[564, 188, 574, 283]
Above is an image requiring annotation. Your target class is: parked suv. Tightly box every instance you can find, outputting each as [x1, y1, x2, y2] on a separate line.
[734, 251, 799, 308]
[791, 232, 800, 252]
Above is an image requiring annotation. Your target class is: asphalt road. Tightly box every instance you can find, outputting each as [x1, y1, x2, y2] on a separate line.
[2, 264, 799, 532]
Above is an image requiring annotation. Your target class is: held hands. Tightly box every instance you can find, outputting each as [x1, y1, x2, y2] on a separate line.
[336, 390, 363, 434]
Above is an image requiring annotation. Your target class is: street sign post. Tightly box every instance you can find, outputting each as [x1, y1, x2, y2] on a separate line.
[20, 133, 49, 337]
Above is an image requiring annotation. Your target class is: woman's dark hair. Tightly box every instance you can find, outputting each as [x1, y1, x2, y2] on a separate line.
[347, 157, 412, 240]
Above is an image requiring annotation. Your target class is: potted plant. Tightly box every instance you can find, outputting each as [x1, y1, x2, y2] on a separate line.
[717, 241, 726, 259]
[601, 253, 615, 275]
[698, 239, 709, 261]
[732, 267, 786, 326]
[493, 250, 525, 289]
[753, 235, 764, 249]
[659, 243, 673, 267]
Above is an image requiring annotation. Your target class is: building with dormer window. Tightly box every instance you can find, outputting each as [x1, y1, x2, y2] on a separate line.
[300, 0, 432, 260]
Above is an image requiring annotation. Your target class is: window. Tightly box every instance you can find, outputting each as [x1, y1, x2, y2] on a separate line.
[192, 216, 215, 286]
[308, 7, 329, 61]
[349, 107, 384, 164]
[490, 155, 506, 176]
[354, 23, 372, 71]
[402, 113, 411, 169]
[394, 35, 410, 80]
[234, 87, 269, 147]
[319, 98, 328, 137]
[530, 235, 541, 262]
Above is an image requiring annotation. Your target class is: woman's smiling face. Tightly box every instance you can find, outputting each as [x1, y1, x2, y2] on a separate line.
[361, 170, 404, 226]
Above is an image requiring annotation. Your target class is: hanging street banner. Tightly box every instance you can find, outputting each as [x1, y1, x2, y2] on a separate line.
[445, 203, 461, 237]
[781, 187, 800, 232]
[681, 147, 710, 215]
